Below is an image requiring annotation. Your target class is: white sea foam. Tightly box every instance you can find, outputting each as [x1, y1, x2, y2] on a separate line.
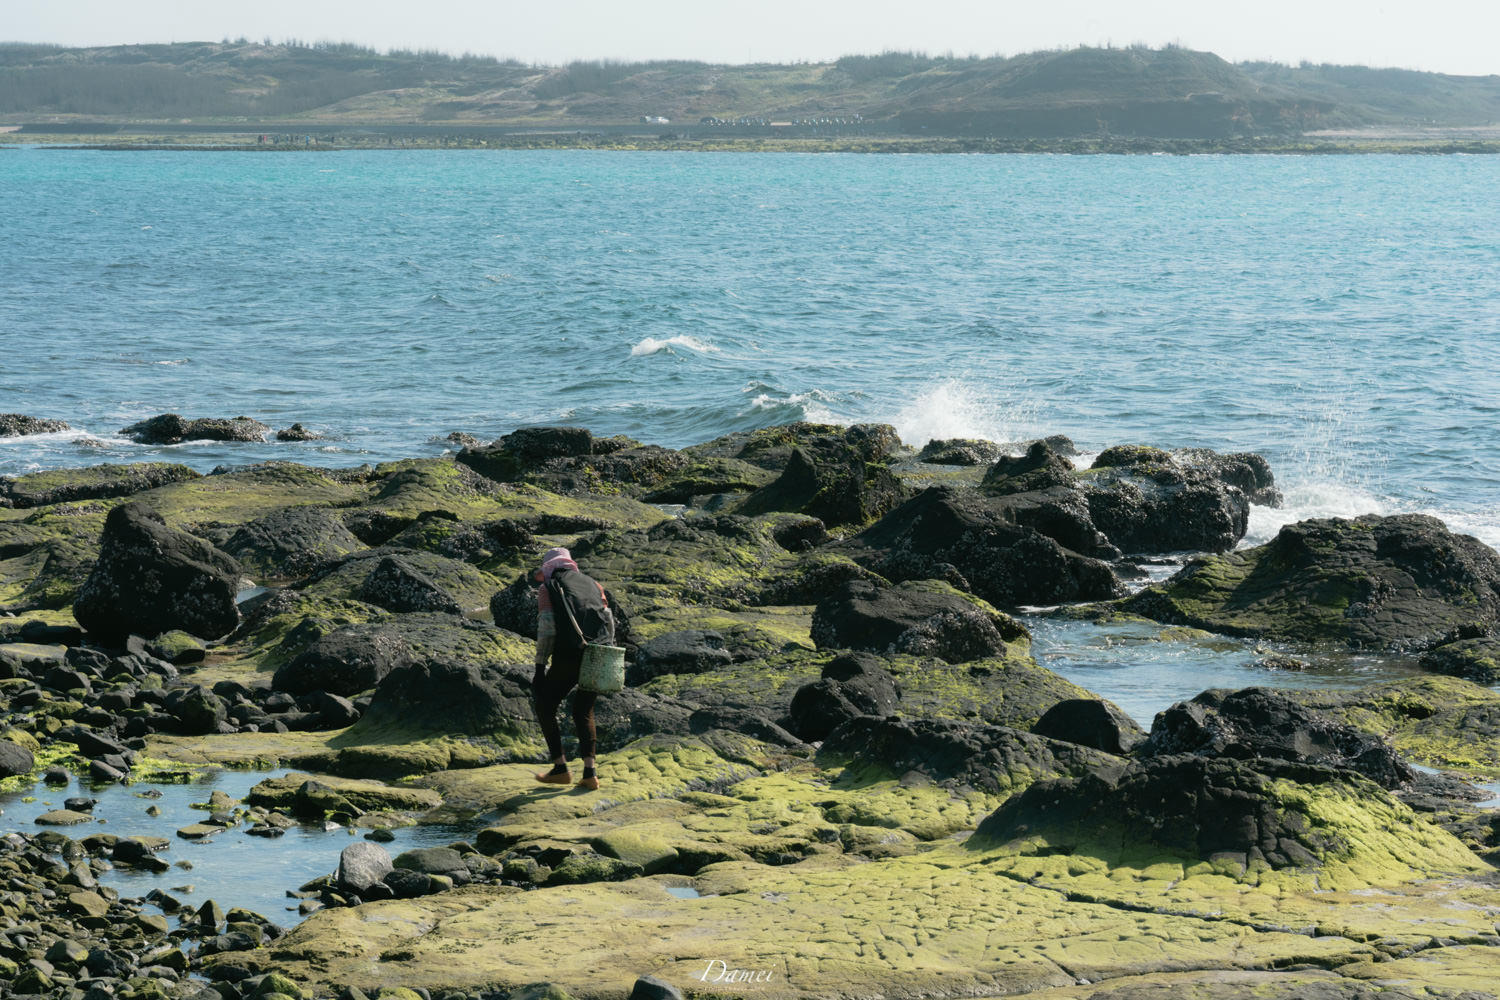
[629, 335, 719, 357]
[749, 390, 839, 425]
[1243, 481, 1388, 548]
[890, 380, 1040, 450]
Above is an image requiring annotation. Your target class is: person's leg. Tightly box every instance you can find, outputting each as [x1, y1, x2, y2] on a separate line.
[533, 669, 570, 782]
[573, 690, 598, 788]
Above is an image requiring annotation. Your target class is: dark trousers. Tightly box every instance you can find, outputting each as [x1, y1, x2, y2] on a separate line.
[534, 648, 598, 760]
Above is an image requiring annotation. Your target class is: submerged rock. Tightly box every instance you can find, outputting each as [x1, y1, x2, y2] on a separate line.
[74, 502, 242, 643]
[1126, 513, 1500, 652]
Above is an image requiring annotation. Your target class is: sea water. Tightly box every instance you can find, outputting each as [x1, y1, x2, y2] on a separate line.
[2, 148, 1498, 720]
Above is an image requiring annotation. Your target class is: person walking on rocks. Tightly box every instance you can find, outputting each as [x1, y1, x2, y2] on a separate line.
[532, 547, 615, 790]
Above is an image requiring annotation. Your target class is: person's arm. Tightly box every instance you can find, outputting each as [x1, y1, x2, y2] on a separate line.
[535, 609, 556, 670]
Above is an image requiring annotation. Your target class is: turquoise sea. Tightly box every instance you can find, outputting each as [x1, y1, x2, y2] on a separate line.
[3, 148, 1499, 720]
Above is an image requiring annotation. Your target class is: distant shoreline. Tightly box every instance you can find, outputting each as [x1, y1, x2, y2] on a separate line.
[10, 135, 1500, 155]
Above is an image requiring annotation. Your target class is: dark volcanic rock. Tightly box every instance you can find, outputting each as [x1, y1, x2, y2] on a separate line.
[1032, 698, 1145, 754]
[688, 422, 903, 474]
[990, 486, 1120, 560]
[224, 507, 364, 579]
[74, 502, 242, 644]
[629, 630, 733, 685]
[119, 413, 271, 444]
[1126, 513, 1500, 652]
[0, 462, 201, 508]
[363, 650, 535, 737]
[275, 423, 321, 442]
[1143, 687, 1413, 789]
[273, 625, 410, 696]
[0, 413, 70, 436]
[975, 753, 1355, 869]
[166, 685, 229, 735]
[1417, 628, 1500, 684]
[457, 426, 594, 482]
[841, 486, 1121, 608]
[981, 442, 1076, 496]
[359, 555, 462, 615]
[0, 739, 34, 778]
[737, 442, 908, 529]
[812, 579, 1027, 664]
[820, 715, 1114, 796]
[917, 438, 1005, 466]
[1172, 448, 1283, 506]
[787, 652, 901, 742]
[1080, 448, 1250, 554]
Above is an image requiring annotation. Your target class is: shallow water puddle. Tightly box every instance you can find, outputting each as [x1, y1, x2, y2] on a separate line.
[1024, 615, 1423, 726]
[1, 768, 469, 926]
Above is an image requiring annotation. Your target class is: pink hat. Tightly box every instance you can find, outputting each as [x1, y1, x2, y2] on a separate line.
[536, 547, 576, 582]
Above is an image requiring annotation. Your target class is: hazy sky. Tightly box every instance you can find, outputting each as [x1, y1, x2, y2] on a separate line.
[8, 0, 1500, 75]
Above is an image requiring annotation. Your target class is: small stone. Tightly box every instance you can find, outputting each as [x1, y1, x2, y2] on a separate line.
[66, 890, 110, 918]
[35, 809, 95, 826]
[44, 938, 89, 967]
[137, 912, 170, 935]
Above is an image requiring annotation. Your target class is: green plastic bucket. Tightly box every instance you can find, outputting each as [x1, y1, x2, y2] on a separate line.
[579, 643, 626, 694]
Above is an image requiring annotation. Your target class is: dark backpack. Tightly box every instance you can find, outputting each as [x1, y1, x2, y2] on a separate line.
[547, 568, 611, 653]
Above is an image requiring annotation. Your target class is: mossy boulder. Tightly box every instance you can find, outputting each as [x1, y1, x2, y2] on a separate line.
[1289, 675, 1500, 777]
[1417, 628, 1500, 684]
[735, 446, 908, 528]
[302, 549, 499, 617]
[456, 426, 595, 483]
[224, 506, 366, 579]
[0, 462, 200, 508]
[975, 753, 1456, 873]
[820, 714, 1117, 799]
[74, 502, 243, 643]
[0, 503, 113, 609]
[1125, 514, 1500, 652]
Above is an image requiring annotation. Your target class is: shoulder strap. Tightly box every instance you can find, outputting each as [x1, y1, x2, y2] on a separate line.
[547, 576, 589, 648]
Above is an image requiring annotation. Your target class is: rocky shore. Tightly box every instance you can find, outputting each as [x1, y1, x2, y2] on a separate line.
[2, 420, 1498, 1000]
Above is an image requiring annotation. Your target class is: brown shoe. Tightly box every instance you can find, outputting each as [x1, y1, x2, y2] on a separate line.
[535, 768, 571, 785]
[576, 774, 600, 791]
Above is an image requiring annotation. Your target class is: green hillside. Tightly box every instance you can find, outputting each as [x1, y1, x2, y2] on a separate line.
[2, 40, 1497, 138]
